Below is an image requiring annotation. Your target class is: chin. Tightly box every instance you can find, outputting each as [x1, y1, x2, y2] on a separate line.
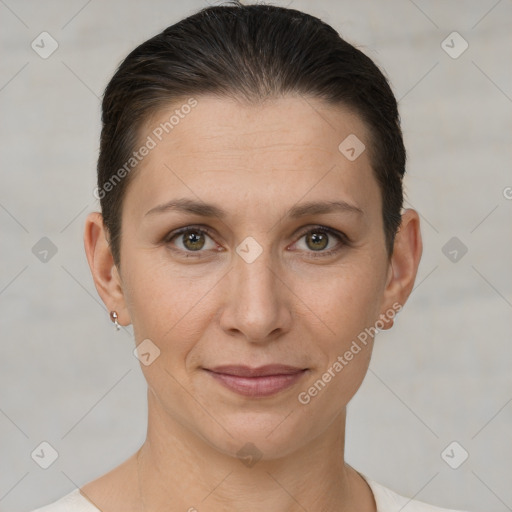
[194, 409, 317, 462]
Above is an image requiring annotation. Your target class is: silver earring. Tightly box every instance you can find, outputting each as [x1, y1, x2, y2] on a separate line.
[110, 311, 120, 331]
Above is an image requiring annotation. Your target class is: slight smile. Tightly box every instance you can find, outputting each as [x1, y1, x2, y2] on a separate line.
[203, 365, 309, 398]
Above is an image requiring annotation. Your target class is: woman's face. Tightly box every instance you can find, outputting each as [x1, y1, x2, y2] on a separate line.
[106, 95, 407, 458]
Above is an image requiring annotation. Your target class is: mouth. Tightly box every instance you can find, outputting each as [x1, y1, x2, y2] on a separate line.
[203, 365, 308, 397]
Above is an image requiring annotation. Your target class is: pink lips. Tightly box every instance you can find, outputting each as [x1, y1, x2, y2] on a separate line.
[204, 364, 307, 397]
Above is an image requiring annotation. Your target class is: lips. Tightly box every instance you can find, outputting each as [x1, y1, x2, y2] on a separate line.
[203, 365, 307, 397]
[207, 364, 305, 377]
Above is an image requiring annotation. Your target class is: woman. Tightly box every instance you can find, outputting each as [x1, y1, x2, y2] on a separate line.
[32, 3, 470, 511]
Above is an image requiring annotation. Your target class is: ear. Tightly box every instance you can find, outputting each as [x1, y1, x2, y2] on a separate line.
[83, 212, 131, 327]
[379, 208, 423, 330]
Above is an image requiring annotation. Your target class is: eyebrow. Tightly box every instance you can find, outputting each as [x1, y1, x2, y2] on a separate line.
[144, 198, 364, 219]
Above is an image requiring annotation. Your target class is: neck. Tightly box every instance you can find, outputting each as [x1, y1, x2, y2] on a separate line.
[136, 389, 375, 512]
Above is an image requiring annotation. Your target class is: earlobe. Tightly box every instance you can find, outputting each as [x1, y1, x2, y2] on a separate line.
[83, 212, 130, 326]
[379, 209, 423, 330]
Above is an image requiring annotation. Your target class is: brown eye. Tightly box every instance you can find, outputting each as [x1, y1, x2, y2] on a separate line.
[181, 230, 206, 251]
[165, 226, 218, 255]
[305, 231, 329, 251]
[292, 226, 348, 257]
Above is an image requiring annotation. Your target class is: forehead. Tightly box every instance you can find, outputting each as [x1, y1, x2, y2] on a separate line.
[144, 95, 370, 162]
[123, 95, 380, 221]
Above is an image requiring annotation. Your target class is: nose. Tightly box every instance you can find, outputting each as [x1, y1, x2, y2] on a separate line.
[218, 241, 293, 344]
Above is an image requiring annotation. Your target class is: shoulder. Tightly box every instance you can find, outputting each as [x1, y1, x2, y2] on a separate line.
[362, 474, 470, 512]
[29, 488, 100, 512]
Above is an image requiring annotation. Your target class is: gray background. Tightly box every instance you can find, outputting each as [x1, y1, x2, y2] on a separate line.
[1, 1, 511, 511]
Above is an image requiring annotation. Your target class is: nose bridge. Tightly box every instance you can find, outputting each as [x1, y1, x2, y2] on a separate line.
[235, 235, 279, 306]
[221, 234, 289, 341]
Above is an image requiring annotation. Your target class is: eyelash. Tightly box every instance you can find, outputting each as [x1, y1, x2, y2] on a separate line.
[163, 224, 350, 259]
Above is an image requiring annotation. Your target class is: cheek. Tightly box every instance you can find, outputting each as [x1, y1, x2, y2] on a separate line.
[296, 269, 381, 410]
[121, 253, 217, 354]
[299, 260, 385, 337]
[294, 260, 384, 400]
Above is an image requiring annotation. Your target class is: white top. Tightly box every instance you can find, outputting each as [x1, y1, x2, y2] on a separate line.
[30, 473, 470, 512]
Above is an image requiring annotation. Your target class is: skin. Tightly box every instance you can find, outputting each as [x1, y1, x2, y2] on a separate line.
[83, 95, 422, 512]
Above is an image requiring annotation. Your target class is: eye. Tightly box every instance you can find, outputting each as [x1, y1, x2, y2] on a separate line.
[164, 226, 220, 256]
[163, 224, 349, 258]
[291, 226, 348, 257]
